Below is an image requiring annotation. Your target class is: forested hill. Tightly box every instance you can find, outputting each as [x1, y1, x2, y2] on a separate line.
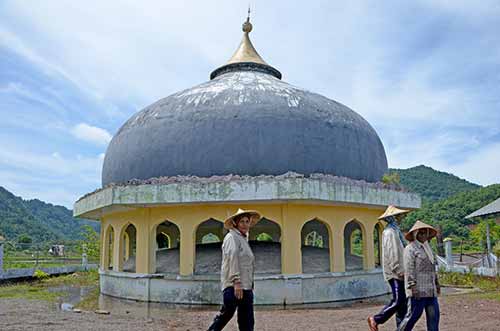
[389, 165, 481, 202]
[401, 184, 500, 239]
[0, 186, 99, 243]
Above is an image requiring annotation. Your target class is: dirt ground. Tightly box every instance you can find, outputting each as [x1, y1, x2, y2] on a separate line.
[0, 294, 499, 331]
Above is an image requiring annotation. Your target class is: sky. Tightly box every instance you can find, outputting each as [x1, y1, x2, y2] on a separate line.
[1, 0, 499, 208]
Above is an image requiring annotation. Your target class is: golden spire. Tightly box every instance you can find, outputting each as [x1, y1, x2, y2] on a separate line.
[226, 7, 268, 65]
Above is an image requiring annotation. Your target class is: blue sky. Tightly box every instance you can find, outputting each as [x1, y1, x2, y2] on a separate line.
[1, 0, 499, 208]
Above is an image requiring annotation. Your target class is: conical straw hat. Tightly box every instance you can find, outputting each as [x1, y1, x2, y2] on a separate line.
[378, 205, 410, 220]
[224, 208, 261, 229]
[405, 220, 437, 241]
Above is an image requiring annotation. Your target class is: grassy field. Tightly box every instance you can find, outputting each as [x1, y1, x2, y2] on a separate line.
[439, 271, 500, 301]
[0, 269, 99, 302]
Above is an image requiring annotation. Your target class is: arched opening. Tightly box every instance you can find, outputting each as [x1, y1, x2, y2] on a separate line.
[301, 219, 330, 273]
[374, 223, 384, 267]
[104, 225, 114, 270]
[195, 218, 224, 274]
[122, 224, 137, 272]
[154, 220, 180, 274]
[156, 232, 170, 249]
[344, 220, 364, 271]
[250, 218, 281, 274]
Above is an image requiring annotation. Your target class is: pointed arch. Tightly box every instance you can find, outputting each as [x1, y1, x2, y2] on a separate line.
[374, 222, 384, 267]
[343, 219, 366, 271]
[301, 218, 332, 273]
[120, 223, 137, 273]
[103, 224, 115, 271]
[152, 220, 181, 274]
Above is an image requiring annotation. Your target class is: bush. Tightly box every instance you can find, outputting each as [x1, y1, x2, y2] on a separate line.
[33, 270, 49, 281]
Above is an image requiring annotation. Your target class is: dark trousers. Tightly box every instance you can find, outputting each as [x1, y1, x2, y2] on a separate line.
[373, 279, 407, 327]
[208, 287, 254, 331]
[398, 297, 439, 331]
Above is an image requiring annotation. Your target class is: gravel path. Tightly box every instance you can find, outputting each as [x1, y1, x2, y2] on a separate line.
[0, 294, 499, 330]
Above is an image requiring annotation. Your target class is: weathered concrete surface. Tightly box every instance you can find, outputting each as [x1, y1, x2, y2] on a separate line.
[100, 268, 389, 305]
[74, 175, 420, 218]
[102, 70, 388, 186]
[0, 264, 98, 282]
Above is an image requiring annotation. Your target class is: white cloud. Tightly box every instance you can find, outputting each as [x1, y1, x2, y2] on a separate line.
[448, 143, 500, 186]
[1, 0, 500, 208]
[71, 123, 112, 146]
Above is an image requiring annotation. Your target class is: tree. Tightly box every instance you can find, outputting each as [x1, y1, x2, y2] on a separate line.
[470, 219, 500, 250]
[382, 172, 401, 185]
[78, 225, 100, 261]
[17, 234, 32, 244]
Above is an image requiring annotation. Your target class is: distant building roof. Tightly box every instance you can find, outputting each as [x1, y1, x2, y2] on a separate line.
[466, 197, 500, 219]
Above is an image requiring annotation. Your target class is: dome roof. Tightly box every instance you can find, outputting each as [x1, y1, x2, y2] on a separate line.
[102, 17, 388, 187]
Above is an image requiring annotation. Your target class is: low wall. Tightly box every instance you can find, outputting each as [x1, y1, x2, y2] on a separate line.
[100, 268, 390, 305]
[0, 264, 98, 281]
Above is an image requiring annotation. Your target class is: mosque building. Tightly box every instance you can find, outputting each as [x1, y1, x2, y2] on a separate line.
[74, 15, 420, 305]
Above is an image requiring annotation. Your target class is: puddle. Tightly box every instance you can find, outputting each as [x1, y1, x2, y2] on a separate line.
[47, 285, 96, 311]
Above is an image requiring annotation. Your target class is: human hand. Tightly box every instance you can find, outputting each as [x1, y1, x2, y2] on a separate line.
[411, 286, 418, 298]
[437, 285, 441, 296]
[234, 282, 243, 300]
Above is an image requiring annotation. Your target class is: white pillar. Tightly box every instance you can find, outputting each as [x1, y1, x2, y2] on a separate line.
[444, 238, 453, 269]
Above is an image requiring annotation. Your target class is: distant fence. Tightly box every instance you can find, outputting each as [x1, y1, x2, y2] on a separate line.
[438, 239, 499, 277]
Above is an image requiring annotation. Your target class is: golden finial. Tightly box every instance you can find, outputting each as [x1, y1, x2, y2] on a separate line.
[227, 7, 267, 65]
[242, 6, 252, 33]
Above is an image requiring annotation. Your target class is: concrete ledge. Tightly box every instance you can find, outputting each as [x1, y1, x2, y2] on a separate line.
[0, 264, 98, 281]
[99, 268, 390, 305]
[75, 175, 420, 218]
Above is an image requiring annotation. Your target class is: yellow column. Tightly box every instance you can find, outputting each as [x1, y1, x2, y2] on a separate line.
[331, 223, 345, 272]
[100, 221, 107, 270]
[136, 210, 153, 274]
[281, 205, 302, 274]
[363, 221, 376, 270]
[179, 220, 196, 276]
[113, 224, 124, 272]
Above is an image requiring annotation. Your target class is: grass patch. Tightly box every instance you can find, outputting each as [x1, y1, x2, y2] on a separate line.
[42, 269, 99, 287]
[0, 283, 63, 301]
[0, 269, 99, 303]
[439, 271, 500, 292]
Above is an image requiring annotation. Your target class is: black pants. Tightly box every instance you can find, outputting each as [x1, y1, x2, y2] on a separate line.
[208, 287, 254, 331]
[373, 279, 407, 327]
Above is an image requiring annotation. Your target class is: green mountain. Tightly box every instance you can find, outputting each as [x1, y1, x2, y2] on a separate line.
[401, 184, 500, 240]
[0, 186, 99, 243]
[389, 165, 481, 202]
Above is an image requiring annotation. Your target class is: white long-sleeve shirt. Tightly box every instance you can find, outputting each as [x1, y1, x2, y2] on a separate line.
[381, 226, 405, 281]
[220, 229, 255, 290]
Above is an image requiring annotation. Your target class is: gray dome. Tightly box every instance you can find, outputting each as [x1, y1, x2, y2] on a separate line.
[102, 66, 388, 186]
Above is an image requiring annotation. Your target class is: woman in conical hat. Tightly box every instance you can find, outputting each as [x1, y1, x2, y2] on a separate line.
[368, 205, 410, 331]
[208, 208, 261, 331]
[399, 220, 440, 331]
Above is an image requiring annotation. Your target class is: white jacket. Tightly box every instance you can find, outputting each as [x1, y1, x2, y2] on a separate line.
[381, 226, 405, 281]
[220, 229, 255, 290]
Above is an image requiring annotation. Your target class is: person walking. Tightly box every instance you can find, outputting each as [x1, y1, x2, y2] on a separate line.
[368, 205, 410, 331]
[398, 221, 441, 331]
[207, 208, 261, 331]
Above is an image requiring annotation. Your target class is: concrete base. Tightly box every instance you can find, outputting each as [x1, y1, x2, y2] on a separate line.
[99, 268, 390, 305]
